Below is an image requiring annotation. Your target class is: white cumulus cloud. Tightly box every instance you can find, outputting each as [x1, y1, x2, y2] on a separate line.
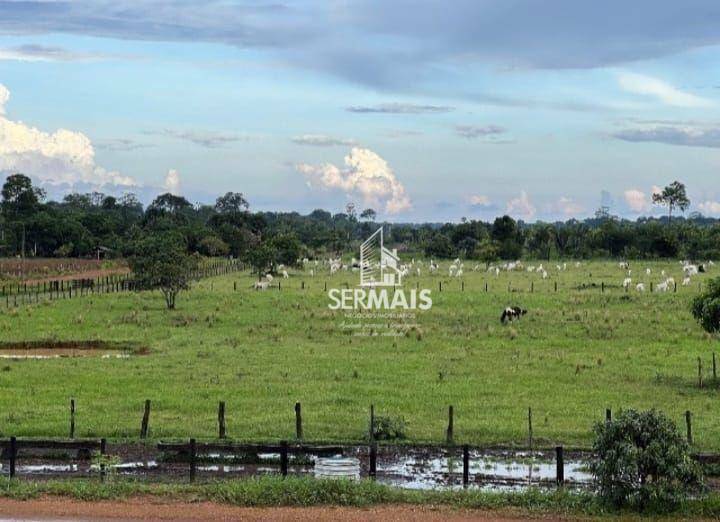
[0, 83, 136, 189]
[554, 196, 584, 216]
[469, 194, 491, 207]
[506, 190, 535, 220]
[296, 147, 411, 214]
[618, 72, 714, 108]
[698, 200, 720, 215]
[164, 169, 181, 195]
[0, 84, 9, 115]
[623, 188, 649, 212]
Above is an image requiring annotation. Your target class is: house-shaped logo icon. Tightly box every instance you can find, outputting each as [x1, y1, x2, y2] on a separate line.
[359, 227, 402, 287]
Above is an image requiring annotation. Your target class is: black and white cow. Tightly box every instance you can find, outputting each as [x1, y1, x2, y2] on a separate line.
[501, 306, 527, 324]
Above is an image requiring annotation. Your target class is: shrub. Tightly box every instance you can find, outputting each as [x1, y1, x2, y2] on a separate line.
[371, 415, 406, 440]
[591, 409, 702, 511]
[692, 277, 720, 334]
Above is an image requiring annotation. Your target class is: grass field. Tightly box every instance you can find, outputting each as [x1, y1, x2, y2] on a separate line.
[0, 259, 718, 450]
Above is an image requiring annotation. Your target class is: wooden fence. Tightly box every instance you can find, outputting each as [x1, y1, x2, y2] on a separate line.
[0, 259, 242, 307]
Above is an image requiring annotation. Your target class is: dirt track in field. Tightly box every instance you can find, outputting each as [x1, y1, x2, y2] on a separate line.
[0, 498, 574, 521]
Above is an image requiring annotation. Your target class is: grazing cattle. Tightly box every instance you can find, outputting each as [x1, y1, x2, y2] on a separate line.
[684, 264, 699, 276]
[619, 261, 629, 270]
[253, 281, 270, 290]
[501, 306, 527, 324]
[636, 283, 645, 292]
[622, 277, 632, 289]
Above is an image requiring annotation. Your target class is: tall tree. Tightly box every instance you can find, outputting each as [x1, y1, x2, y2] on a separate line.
[1, 174, 45, 220]
[128, 231, 198, 310]
[1, 174, 45, 256]
[360, 208, 377, 221]
[215, 192, 249, 214]
[652, 181, 690, 221]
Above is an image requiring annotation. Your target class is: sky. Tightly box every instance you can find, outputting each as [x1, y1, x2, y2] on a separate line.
[0, 0, 720, 222]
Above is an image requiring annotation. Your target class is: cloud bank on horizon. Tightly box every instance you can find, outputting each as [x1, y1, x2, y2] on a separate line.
[0, 83, 136, 190]
[0, 1, 719, 220]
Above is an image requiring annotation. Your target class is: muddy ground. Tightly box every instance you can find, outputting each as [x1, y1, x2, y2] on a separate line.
[0, 498, 571, 521]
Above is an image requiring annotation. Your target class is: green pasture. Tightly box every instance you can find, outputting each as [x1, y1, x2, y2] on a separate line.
[0, 259, 717, 450]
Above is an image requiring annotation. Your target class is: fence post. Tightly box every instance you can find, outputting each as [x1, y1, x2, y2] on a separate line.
[369, 405, 375, 440]
[295, 402, 303, 439]
[9, 436, 16, 478]
[686, 411, 693, 444]
[714, 352, 717, 381]
[140, 400, 151, 439]
[70, 398, 75, 439]
[556, 446, 564, 486]
[369, 442, 377, 479]
[446, 405, 454, 444]
[100, 438, 107, 481]
[698, 358, 703, 388]
[462, 444, 469, 488]
[189, 438, 196, 482]
[218, 401, 226, 439]
[527, 407, 533, 450]
[606, 408, 612, 422]
[280, 440, 289, 477]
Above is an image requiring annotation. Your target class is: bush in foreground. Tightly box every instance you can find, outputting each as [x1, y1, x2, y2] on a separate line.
[692, 276, 720, 334]
[591, 408, 703, 511]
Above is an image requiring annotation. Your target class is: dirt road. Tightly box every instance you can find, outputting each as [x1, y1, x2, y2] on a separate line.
[0, 498, 570, 521]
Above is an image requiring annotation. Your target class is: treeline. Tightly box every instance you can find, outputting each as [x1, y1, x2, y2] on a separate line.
[1, 174, 720, 266]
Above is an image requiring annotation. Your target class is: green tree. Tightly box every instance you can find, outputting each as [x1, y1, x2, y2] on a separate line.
[247, 240, 277, 279]
[591, 409, 702, 511]
[1, 174, 46, 256]
[215, 192, 249, 214]
[128, 231, 198, 310]
[692, 277, 720, 334]
[1, 174, 45, 220]
[652, 181, 690, 221]
[197, 236, 230, 257]
[360, 208, 377, 221]
[272, 233, 302, 267]
[476, 239, 499, 268]
[424, 234, 454, 258]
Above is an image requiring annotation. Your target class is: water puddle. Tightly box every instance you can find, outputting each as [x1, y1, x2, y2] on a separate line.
[374, 449, 592, 491]
[0, 447, 594, 491]
[0, 350, 130, 359]
[0, 341, 144, 359]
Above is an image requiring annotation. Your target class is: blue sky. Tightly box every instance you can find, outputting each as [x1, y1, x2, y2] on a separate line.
[0, 0, 719, 222]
